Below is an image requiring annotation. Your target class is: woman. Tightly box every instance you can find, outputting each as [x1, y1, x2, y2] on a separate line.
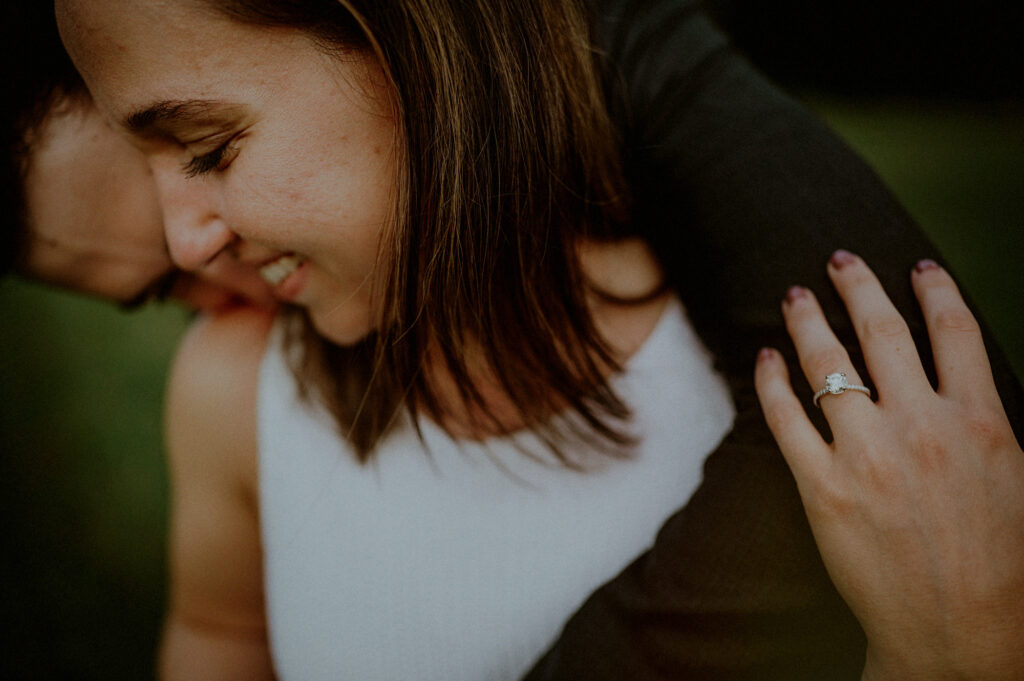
[56, 0, 1023, 679]
[60, 2, 732, 678]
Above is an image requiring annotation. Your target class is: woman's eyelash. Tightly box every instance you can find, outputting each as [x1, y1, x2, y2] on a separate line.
[182, 142, 234, 178]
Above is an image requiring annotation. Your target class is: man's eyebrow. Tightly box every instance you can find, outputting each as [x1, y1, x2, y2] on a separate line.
[123, 100, 246, 137]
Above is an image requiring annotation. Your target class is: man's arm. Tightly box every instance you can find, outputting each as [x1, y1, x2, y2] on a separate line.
[594, 0, 1021, 420]
[526, 1, 1023, 678]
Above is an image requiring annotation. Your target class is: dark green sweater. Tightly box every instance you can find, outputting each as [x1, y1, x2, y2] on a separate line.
[525, 1, 1024, 678]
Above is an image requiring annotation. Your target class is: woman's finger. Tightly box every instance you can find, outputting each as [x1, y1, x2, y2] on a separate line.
[782, 285, 874, 431]
[826, 250, 931, 401]
[754, 347, 830, 487]
[911, 260, 1000, 405]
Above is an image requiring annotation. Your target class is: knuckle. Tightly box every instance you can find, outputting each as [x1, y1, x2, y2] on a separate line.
[904, 424, 953, 473]
[816, 479, 855, 519]
[832, 256, 863, 278]
[919, 269, 957, 292]
[843, 439, 902, 494]
[862, 457, 901, 497]
[850, 267, 875, 285]
[839, 266, 876, 290]
[858, 314, 910, 343]
[762, 401, 799, 433]
[964, 411, 1014, 453]
[933, 308, 981, 336]
[786, 296, 819, 323]
[807, 347, 849, 377]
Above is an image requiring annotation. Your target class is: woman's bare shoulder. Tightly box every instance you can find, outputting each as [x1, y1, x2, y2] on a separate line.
[165, 307, 277, 492]
[161, 308, 278, 673]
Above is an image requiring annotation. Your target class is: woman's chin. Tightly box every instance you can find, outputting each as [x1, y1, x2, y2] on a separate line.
[309, 307, 375, 347]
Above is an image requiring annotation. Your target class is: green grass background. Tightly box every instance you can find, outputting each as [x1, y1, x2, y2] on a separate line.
[0, 97, 1021, 679]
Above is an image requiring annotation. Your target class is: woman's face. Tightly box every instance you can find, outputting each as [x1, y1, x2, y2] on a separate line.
[24, 96, 272, 308]
[57, 0, 399, 345]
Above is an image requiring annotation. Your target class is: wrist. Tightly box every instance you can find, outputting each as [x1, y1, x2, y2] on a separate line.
[861, 644, 938, 681]
[862, 627, 1024, 681]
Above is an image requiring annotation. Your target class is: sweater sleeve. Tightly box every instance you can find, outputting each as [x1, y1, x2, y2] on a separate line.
[593, 0, 1021, 420]
[524, 1, 1024, 678]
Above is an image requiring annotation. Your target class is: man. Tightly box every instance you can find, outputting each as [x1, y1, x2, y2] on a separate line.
[17, 90, 273, 310]
[1, 10, 272, 676]
[2, 3, 270, 309]
[10, 96, 271, 310]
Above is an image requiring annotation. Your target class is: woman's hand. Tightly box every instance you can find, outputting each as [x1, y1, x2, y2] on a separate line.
[754, 251, 1024, 680]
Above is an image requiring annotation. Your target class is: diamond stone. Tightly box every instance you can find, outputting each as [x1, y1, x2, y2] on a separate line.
[825, 373, 847, 393]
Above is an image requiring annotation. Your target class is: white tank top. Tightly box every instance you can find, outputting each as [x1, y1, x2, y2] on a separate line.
[258, 297, 735, 680]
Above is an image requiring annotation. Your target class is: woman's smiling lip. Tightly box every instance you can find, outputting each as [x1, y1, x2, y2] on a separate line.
[258, 253, 309, 301]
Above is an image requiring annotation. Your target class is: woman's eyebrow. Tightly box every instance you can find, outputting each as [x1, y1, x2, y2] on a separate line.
[123, 99, 246, 138]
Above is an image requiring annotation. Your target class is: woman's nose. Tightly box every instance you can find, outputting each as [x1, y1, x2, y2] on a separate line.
[150, 162, 235, 271]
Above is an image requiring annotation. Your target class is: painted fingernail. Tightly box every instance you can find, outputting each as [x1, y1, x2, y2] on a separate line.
[915, 259, 940, 273]
[785, 285, 808, 304]
[829, 249, 857, 269]
[758, 347, 775, 362]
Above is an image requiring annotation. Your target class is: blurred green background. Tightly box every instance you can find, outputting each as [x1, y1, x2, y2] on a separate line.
[0, 95, 1021, 680]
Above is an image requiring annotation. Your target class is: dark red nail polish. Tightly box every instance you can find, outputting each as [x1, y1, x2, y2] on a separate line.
[915, 259, 940, 273]
[830, 249, 856, 269]
[785, 285, 807, 304]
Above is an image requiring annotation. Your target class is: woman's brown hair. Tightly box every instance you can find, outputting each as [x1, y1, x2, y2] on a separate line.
[211, 0, 633, 463]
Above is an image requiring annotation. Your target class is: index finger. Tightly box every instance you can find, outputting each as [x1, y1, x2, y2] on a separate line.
[754, 347, 831, 490]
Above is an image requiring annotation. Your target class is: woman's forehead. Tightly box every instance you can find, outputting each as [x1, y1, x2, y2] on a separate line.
[57, 0, 339, 127]
[58, 1, 243, 110]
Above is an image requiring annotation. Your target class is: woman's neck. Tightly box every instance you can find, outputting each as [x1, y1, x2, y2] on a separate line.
[422, 237, 671, 441]
[578, 236, 671, 361]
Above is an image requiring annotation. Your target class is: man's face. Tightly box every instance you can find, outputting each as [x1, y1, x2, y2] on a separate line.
[21, 96, 272, 309]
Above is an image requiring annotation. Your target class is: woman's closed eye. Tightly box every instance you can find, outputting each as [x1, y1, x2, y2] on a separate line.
[182, 139, 239, 178]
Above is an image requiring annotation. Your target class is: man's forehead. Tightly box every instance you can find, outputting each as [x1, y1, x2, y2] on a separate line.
[28, 224, 170, 265]
[23, 230, 176, 304]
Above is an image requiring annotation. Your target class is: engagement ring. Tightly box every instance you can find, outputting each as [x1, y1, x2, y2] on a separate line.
[813, 372, 871, 408]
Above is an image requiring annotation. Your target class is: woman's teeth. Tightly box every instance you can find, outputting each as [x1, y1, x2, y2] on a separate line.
[259, 254, 304, 286]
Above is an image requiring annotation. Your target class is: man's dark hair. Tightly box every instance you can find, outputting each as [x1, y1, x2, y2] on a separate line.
[1, 4, 85, 274]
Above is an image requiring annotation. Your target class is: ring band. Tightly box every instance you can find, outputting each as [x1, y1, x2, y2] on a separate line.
[813, 372, 871, 408]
